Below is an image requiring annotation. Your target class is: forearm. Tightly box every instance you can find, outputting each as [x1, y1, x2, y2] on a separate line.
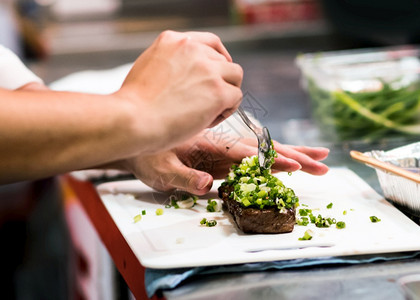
[0, 88, 148, 183]
[0, 30, 244, 184]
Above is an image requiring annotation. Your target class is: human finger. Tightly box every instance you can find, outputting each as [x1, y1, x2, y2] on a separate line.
[185, 31, 232, 62]
[218, 60, 243, 87]
[285, 145, 330, 161]
[271, 155, 302, 173]
[273, 142, 329, 175]
[208, 85, 243, 128]
[236, 138, 326, 174]
[166, 160, 214, 195]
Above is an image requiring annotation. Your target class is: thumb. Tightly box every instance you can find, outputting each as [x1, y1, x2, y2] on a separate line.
[168, 156, 214, 195]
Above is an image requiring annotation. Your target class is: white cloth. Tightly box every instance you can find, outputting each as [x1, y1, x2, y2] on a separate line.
[0, 45, 43, 89]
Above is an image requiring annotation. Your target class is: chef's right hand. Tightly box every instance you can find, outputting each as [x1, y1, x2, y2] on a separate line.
[116, 30, 243, 154]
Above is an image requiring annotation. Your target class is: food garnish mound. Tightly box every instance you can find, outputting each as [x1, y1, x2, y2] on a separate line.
[218, 148, 299, 234]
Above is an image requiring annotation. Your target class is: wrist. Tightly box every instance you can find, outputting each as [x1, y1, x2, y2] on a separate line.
[111, 89, 163, 156]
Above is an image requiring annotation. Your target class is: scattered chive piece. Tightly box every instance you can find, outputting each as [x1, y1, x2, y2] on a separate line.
[206, 220, 217, 227]
[327, 217, 336, 225]
[336, 221, 346, 229]
[142, 210, 146, 215]
[199, 218, 217, 227]
[299, 230, 313, 241]
[296, 217, 309, 226]
[170, 198, 180, 209]
[327, 203, 333, 209]
[343, 210, 347, 215]
[299, 208, 312, 216]
[133, 214, 142, 223]
[370, 216, 381, 223]
[165, 204, 171, 208]
[155, 208, 164, 216]
[206, 199, 218, 212]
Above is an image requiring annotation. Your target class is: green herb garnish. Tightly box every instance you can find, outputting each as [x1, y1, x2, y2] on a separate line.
[296, 217, 310, 226]
[326, 203, 333, 209]
[206, 220, 217, 227]
[200, 218, 217, 227]
[309, 213, 336, 228]
[299, 208, 312, 216]
[221, 153, 299, 210]
[155, 208, 164, 216]
[133, 214, 142, 223]
[336, 221, 346, 229]
[370, 216, 381, 223]
[206, 199, 220, 212]
[142, 210, 146, 215]
[299, 230, 313, 241]
[168, 193, 197, 209]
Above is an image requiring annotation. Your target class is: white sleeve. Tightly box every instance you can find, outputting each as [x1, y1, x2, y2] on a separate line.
[0, 45, 44, 90]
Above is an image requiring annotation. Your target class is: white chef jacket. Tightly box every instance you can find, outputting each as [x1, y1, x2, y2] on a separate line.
[0, 45, 43, 90]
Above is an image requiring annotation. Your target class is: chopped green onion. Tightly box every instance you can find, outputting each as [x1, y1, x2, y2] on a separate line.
[199, 218, 217, 227]
[220, 149, 299, 211]
[310, 213, 335, 228]
[171, 200, 179, 209]
[296, 217, 309, 226]
[299, 208, 312, 216]
[133, 214, 142, 223]
[206, 220, 217, 227]
[298, 230, 313, 241]
[168, 193, 198, 209]
[370, 216, 381, 223]
[343, 210, 347, 215]
[155, 208, 164, 216]
[206, 199, 221, 212]
[336, 221, 346, 229]
[326, 203, 333, 209]
[327, 217, 336, 225]
[142, 210, 146, 215]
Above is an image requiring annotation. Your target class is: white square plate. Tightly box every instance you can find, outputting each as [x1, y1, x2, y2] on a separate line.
[97, 168, 420, 269]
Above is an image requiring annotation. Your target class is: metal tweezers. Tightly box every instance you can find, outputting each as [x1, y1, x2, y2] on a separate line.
[236, 107, 272, 169]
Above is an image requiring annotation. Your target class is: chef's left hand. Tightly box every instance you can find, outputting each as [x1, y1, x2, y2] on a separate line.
[110, 130, 329, 195]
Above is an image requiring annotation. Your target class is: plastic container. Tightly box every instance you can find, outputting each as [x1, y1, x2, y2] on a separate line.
[296, 45, 420, 141]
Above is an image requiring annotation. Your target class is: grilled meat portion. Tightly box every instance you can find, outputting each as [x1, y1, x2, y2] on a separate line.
[218, 184, 295, 234]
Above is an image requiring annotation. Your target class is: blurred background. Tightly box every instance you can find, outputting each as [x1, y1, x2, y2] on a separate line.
[1, 0, 420, 299]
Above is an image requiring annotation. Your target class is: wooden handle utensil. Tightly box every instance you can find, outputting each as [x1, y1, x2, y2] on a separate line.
[350, 150, 420, 184]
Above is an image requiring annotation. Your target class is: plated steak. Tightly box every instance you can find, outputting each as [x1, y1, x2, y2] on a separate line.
[218, 184, 296, 234]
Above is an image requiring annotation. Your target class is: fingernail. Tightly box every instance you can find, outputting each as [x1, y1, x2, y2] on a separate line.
[287, 158, 301, 167]
[197, 175, 212, 190]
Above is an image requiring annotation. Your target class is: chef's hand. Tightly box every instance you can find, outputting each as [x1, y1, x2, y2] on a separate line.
[271, 141, 329, 175]
[117, 30, 243, 153]
[16, 82, 49, 91]
[111, 131, 329, 195]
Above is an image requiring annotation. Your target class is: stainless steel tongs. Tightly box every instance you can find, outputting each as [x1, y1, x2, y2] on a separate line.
[236, 107, 272, 169]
